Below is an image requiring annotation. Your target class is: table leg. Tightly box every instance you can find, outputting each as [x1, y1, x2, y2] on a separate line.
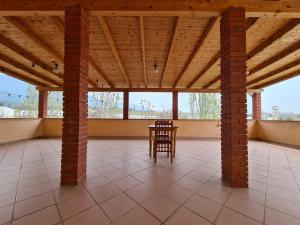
[149, 129, 152, 157]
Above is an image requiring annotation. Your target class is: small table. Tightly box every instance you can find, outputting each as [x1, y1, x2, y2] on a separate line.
[148, 124, 178, 157]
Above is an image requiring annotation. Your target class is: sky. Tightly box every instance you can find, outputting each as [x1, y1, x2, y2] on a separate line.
[0, 73, 300, 114]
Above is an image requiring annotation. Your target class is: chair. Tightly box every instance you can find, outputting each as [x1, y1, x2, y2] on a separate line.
[153, 120, 175, 163]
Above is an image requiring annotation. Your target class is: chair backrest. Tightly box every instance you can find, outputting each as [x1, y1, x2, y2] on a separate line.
[155, 120, 173, 140]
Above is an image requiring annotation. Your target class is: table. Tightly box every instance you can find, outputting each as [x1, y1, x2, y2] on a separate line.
[148, 124, 178, 157]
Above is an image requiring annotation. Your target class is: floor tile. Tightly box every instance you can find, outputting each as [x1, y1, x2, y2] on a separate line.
[265, 207, 300, 225]
[216, 207, 262, 225]
[90, 183, 122, 204]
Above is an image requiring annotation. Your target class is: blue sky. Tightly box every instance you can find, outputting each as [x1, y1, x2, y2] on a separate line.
[0, 73, 299, 113]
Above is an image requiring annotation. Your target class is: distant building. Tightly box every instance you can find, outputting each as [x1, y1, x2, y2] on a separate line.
[272, 105, 280, 120]
[0, 106, 14, 118]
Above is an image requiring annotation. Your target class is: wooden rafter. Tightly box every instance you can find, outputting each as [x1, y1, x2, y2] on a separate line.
[201, 17, 258, 89]
[2, 1, 300, 18]
[0, 33, 62, 79]
[139, 16, 147, 87]
[253, 70, 300, 89]
[51, 16, 112, 87]
[160, 16, 181, 88]
[4, 16, 64, 63]
[173, 17, 218, 88]
[247, 18, 300, 60]
[247, 58, 300, 87]
[0, 66, 48, 87]
[249, 39, 300, 76]
[0, 52, 61, 86]
[96, 16, 131, 87]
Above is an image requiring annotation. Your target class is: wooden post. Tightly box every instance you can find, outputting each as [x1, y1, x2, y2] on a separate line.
[172, 91, 178, 120]
[123, 91, 129, 120]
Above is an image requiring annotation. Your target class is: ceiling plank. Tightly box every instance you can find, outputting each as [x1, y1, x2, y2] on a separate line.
[4, 16, 64, 64]
[173, 17, 218, 88]
[247, 18, 300, 60]
[0, 52, 61, 86]
[51, 16, 113, 87]
[0, 33, 62, 79]
[0, 66, 48, 87]
[2, 1, 300, 18]
[96, 16, 131, 87]
[160, 16, 181, 88]
[201, 17, 258, 89]
[253, 70, 300, 89]
[247, 58, 300, 87]
[139, 16, 147, 87]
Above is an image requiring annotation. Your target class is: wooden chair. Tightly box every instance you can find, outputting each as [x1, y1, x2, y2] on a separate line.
[153, 120, 175, 163]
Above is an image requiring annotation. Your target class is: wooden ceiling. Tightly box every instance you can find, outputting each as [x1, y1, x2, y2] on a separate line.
[0, 13, 299, 90]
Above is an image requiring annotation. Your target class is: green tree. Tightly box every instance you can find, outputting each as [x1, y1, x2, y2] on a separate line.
[48, 91, 63, 118]
[19, 85, 38, 118]
[188, 93, 220, 119]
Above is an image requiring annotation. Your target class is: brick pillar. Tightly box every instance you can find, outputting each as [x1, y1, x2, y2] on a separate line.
[38, 90, 48, 118]
[252, 93, 261, 120]
[61, 4, 89, 185]
[220, 7, 248, 187]
[172, 91, 178, 120]
[123, 91, 129, 120]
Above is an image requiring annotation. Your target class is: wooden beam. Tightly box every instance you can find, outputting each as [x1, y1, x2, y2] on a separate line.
[50, 16, 114, 88]
[253, 70, 300, 89]
[247, 18, 300, 60]
[160, 16, 181, 88]
[249, 39, 300, 76]
[0, 66, 47, 87]
[201, 17, 258, 89]
[39, 86, 262, 93]
[0, 52, 61, 86]
[139, 16, 147, 87]
[247, 58, 300, 87]
[173, 17, 218, 88]
[0, 33, 62, 78]
[2, 1, 300, 18]
[96, 16, 131, 87]
[4, 16, 64, 63]
[187, 52, 220, 88]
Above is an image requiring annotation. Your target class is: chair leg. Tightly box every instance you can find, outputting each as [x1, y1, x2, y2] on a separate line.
[154, 144, 157, 163]
[170, 144, 173, 163]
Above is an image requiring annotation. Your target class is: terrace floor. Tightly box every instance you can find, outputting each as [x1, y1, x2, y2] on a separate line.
[1, 139, 300, 225]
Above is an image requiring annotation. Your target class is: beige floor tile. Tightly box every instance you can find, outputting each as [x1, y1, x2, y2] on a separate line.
[57, 192, 95, 220]
[161, 184, 193, 204]
[81, 175, 109, 190]
[113, 206, 160, 225]
[63, 206, 110, 225]
[142, 193, 180, 221]
[265, 207, 300, 225]
[14, 192, 55, 219]
[197, 184, 230, 204]
[216, 207, 262, 225]
[176, 177, 203, 192]
[113, 176, 141, 191]
[12, 206, 60, 225]
[266, 195, 300, 219]
[16, 183, 52, 202]
[53, 184, 86, 202]
[232, 188, 266, 205]
[0, 192, 16, 208]
[90, 183, 122, 203]
[101, 193, 137, 221]
[225, 194, 265, 222]
[185, 194, 222, 223]
[166, 207, 213, 225]
[0, 204, 14, 225]
[125, 183, 157, 203]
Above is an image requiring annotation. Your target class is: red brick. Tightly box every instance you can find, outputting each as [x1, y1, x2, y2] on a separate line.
[38, 90, 48, 118]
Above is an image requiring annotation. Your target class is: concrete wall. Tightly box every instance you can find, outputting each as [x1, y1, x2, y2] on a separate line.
[0, 119, 43, 144]
[43, 118, 258, 139]
[257, 120, 300, 147]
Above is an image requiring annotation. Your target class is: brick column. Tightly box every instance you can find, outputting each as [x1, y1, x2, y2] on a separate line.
[252, 93, 261, 120]
[172, 91, 178, 120]
[61, 4, 89, 185]
[38, 90, 48, 118]
[123, 91, 129, 120]
[220, 7, 248, 187]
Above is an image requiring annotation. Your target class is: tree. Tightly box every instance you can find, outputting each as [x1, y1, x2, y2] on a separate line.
[19, 85, 38, 118]
[48, 91, 63, 118]
[188, 93, 220, 119]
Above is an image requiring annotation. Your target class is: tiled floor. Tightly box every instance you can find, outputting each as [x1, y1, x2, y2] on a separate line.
[1, 139, 300, 225]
